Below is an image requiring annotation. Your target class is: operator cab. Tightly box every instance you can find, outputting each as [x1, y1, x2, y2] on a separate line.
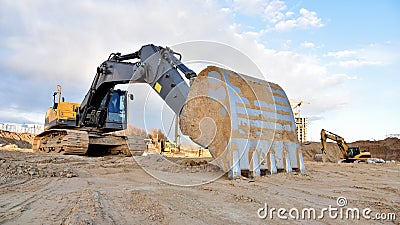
[347, 146, 360, 158]
[101, 89, 127, 131]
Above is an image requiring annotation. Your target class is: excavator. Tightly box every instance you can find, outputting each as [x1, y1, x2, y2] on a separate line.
[320, 129, 371, 163]
[33, 44, 306, 178]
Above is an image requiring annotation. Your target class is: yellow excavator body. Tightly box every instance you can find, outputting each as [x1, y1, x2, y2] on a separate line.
[321, 129, 372, 162]
[44, 85, 80, 130]
[45, 102, 80, 129]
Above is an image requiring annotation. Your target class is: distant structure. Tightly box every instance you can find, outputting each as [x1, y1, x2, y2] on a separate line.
[0, 122, 44, 134]
[290, 100, 309, 143]
[386, 134, 400, 139]
[295, 117, 308, 143]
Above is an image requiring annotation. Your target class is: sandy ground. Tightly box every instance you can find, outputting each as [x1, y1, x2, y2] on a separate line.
[0, 150, 399, 225]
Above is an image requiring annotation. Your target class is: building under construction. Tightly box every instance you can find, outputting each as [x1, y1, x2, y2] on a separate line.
[295, 116, 308, 143]
[290, 100, 309, 143]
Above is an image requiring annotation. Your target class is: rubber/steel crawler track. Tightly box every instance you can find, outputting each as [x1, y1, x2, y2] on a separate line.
[32, 129, 89, 155]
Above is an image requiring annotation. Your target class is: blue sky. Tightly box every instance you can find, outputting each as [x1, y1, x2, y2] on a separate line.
[0, 0, 399, 141]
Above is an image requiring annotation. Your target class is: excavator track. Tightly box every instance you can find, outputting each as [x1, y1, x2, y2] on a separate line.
[87, 133, 146, 156]
[33, 129, 146, 156]
[33, 129, 89, 155]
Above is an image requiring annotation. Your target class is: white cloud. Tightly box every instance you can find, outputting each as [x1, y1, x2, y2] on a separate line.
[232, 0, 287, 23]
[262, 0, 287, 23]
[285, 11, 294, 17]
[301, 41, 315, 48]
[221, 7, 230, 13]
[0, 0, 231, 84]
[321, 73, 356, 86]
[325, 46, 394, 68]
[281, 40, 292, 49]
[326, 50, 357, 58]
[232, 0, 264, 15]
[232, 1, 323, 31]
[0, 0, 348, 131]
[229, 45, 352, 117]
[338, 60, 383, 68]
[0, 108, 43, 124]
[275, 8, 324, 31]
[297, 8, 324, 28]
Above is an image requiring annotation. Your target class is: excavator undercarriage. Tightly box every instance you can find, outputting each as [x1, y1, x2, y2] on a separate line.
[33, 129, 89, 155]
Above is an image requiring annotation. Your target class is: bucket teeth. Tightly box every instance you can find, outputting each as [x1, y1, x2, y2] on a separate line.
[181, 66, 306, 179]
[268, 152, 278, 174]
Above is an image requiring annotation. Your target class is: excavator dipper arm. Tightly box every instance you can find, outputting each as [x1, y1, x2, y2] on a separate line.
[320, 129, 349, 158]
[79, 44, 196, 129]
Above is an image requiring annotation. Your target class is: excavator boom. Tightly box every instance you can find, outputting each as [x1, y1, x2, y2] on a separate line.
[321, 129, 349, 157]
[79, 44, 195, 131]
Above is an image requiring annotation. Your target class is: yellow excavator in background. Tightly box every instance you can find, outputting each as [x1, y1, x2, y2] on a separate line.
[45, 85, 81, 129]
[320, 129, 371, 162]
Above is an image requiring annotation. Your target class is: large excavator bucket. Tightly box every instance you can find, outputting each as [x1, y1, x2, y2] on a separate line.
[180, 66, 306, 179]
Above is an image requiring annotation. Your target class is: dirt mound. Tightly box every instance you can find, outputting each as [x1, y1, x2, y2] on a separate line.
[301, 138, 400, 162]
[0, 129, 35, 149]
[301, 142, 341, 162]
[0, 151, 78, 184]
[179, 159, 208, 167]
[137, 156, 221, 174]
[351, 138, 400, 161]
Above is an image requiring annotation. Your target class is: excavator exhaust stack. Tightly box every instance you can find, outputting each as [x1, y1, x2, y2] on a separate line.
[180, 66, 306, 179]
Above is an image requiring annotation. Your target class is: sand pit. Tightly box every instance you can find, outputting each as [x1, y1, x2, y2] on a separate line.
[0, 149, 398, 224]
